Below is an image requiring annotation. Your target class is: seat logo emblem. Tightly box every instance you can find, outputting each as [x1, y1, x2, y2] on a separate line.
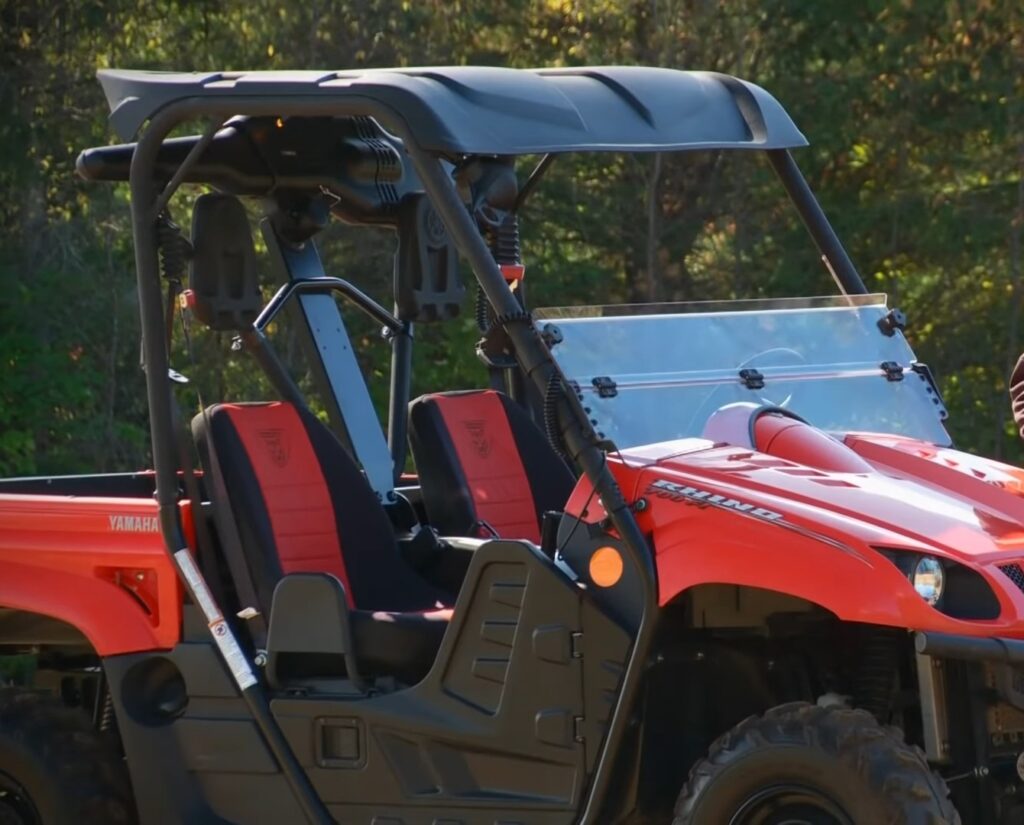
[258, 428, 290, 468]
[463, 420, 491, 459]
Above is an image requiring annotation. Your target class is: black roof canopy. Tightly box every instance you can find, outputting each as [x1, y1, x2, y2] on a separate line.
[98, 66, 807, 154]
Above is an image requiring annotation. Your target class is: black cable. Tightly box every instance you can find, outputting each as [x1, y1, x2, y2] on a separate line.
[156, 210, 191, 353]
[543, 370, 567, 459]
[475, 284, 490, 333]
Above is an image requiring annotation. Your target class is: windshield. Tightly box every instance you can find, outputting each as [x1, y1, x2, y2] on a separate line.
[536, 295, 951, 449]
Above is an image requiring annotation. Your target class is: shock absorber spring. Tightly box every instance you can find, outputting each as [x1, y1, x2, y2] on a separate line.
[99, 690, 115, 732]
[477, 213, 522, 334]
[854, 625, 904, 721]
[488, 212, 521, 266]
[156, 211, 189, 286]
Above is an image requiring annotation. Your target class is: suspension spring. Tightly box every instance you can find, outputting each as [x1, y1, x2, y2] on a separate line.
[854, 625, 904, 721]
[98, 686, 115, 733]
[488, 212, 521, 266]
[156, 212, 190, 286]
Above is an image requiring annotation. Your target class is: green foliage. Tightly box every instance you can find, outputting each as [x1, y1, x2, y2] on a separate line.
[1, 0, 1022, 473]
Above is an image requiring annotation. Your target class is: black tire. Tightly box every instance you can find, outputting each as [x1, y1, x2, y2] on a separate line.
[0, 688, 136, 825]
[674, 702, 959, 825]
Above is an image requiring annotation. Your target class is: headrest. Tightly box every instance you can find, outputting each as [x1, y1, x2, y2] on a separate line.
[189, 194, 262, 331]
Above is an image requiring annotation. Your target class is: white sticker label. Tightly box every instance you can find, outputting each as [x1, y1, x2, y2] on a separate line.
[174, 549, 257, 691]
[174, 548, 222, 623]
[209, 618, 258, 691]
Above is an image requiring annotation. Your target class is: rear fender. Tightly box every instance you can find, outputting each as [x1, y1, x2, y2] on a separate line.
[0, 495, 184, 654]
[0, 562, 173, 655]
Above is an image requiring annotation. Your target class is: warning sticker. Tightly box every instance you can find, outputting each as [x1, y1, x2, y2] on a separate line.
[209, 618, 258, 691]
[173, 549, 256, 691]
[173, 548, 222, 622]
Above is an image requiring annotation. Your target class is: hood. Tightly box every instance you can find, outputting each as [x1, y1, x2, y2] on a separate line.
[621, 432, 1024, 566]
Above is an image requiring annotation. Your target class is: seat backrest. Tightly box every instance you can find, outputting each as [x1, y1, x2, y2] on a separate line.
[408, 390, 576, 542]
[193, 401, 447, 615]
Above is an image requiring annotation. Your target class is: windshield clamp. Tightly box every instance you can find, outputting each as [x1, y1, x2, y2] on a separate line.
[881, 361, 905, 382]
[877, 308, 907, 337]
[592, 376, 618, 398]
[539, 322, 564, 348]
[739, 368, 765, 390]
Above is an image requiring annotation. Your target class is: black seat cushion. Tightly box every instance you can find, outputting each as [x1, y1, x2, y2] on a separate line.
[351, 607, 451, 684]
[193, 401, 451, 682]
[408, 390, 576, 541]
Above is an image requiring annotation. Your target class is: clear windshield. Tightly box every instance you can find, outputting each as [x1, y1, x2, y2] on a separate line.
[536, 295, 951, 448]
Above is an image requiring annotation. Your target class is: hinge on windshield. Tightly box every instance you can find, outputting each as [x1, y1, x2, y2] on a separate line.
[539, 322, 564, 348]
[739, 368, 765, 390]
[880, 361, 905, 382]
[591, 376, 618, 398]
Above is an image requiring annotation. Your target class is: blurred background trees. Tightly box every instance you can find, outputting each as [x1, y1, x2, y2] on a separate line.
[1, 0, 1021, 474]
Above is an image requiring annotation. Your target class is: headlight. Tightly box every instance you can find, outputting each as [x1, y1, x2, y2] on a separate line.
[875, 548, 998, 618]
[913, 556, 945, 606]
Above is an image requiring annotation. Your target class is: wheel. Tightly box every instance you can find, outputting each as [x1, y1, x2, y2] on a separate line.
[673, 702, 959, 825]
[0, 688, 135, 825]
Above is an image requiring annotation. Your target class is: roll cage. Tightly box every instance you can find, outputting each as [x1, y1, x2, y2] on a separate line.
[82, 65, 869, 825]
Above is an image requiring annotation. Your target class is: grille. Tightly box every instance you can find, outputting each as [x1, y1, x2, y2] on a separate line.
[999, 563, 1024, 593]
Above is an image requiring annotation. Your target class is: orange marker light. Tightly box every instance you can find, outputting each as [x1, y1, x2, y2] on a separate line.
[589, 546, 624, 587]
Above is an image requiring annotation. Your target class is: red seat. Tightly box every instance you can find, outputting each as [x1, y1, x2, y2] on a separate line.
[408, 390, 576, 542]
[194, 401, 451, 684]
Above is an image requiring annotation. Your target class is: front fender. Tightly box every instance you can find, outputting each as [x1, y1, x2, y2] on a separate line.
[640, 487, 1024, 637]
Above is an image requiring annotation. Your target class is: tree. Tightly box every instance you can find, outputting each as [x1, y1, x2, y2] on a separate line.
[1, 0, 1021, 474]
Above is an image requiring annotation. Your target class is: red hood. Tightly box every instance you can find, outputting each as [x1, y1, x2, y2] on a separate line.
[619, 434, 1024, 566]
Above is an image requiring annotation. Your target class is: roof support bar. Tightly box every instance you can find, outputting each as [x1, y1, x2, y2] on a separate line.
[150, 117, 223, 219]
[263, 232, 396, 500]
[404, 140, 658, 825]
[388, 319, 414, 482]
[767, 149, 868, 296]
[129, 103, 335, 825]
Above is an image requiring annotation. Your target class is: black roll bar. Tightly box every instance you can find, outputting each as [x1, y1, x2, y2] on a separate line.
[255, 276, 414, 483]
[767, 149, 868, 296]
[255, 276, 402, 334]
[388, 320, 414, 482]
[129, 101, 336, 825]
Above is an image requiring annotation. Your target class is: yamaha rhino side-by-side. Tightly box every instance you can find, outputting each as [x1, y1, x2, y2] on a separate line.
[1, 66, 1021, 824]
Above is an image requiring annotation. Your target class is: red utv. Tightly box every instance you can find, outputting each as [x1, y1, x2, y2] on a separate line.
[0, 66, 1016, 824]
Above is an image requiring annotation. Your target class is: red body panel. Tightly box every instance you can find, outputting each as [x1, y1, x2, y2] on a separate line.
[0, 494, 183, 655]
[567, 429, 1024, 638]
[7, 418, 1024, 655]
